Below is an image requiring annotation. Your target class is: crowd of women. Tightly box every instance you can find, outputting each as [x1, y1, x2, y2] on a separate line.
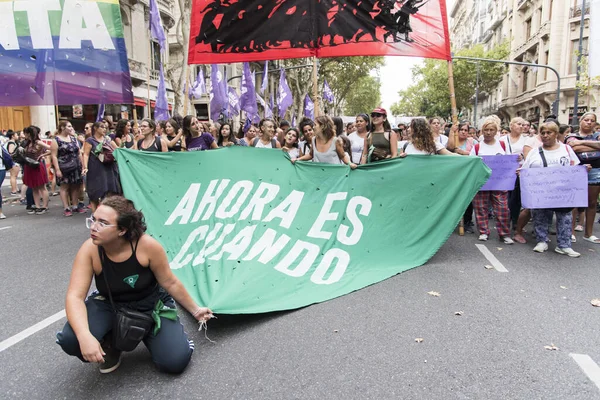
[2, 109, 600, 257]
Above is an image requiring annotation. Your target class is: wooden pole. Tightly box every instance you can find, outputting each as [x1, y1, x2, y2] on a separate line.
[312, 56, 319, 117]
[447, 59, 464, 236]
[183, 67, 190, 116]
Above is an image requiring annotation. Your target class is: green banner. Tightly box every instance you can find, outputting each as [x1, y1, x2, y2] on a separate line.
[114, 147, 490, 314]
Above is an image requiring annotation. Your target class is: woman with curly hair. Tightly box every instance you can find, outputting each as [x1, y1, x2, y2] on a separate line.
[399, 118, 454, 156]
[292, 115, 356, 168]
[113, 120, 134, 149]
[165, 119, 184, 152]
[56, 195, 213, 374]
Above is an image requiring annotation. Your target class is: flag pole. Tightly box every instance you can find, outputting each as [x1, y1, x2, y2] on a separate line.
[312, 56, 319, 117]
[447, 59, 464, 236]
[183, 68, 190, 116]
[147, 40, 153, 118]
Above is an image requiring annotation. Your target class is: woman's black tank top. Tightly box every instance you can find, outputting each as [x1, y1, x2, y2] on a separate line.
[95, 241, 158, 302]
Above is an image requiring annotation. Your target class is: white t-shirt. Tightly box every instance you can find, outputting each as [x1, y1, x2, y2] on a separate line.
[500, 135, 527, 155]
[402, 141, 445, 155]
[469, 140, 506, 156]
[522, 144, 580, 168]
[523, 135, 542, 152]
[347, 132, 366, 164]
[435, 134, 448, 147]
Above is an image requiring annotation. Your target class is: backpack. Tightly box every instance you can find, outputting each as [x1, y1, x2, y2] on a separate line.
[1, 146, 14, 170]
[474, 141, 505, 155]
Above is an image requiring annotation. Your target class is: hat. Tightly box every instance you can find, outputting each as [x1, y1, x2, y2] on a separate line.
[371, 107, 387, 116]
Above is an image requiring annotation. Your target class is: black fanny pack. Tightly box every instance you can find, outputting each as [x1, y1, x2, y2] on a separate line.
[100, 248, 155, 352]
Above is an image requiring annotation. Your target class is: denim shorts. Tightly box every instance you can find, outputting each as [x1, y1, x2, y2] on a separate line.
[588, 168, 600, 186]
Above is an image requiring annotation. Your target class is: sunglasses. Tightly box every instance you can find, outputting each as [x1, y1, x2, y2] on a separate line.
[371, 113, 384, 118]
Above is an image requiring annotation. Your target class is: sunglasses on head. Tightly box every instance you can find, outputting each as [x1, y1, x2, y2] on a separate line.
[371, 113, 384, 118]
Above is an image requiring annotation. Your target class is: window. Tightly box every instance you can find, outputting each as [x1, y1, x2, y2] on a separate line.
[151, 41, 161, 72]
[525, 18, 532, 39]
[522, 67, 529, 91]
[543, 50, 549, 80]
[549, 0, 553, 19]
[570, 37, 589, 74]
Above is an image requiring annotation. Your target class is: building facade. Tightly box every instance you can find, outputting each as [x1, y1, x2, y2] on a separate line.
[450, 0, 596, 126]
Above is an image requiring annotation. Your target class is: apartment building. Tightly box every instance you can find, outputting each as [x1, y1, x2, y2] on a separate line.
[451, 0, 595, 126]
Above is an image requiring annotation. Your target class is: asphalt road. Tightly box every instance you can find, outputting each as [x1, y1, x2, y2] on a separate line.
[1, 185, 600, 400]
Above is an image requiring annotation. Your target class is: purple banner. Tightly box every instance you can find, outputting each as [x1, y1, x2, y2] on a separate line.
[520, 166, 589, 209]
[480, 155, 519, 191]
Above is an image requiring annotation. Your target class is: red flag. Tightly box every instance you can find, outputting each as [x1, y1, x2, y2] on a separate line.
[188, 0, 451, 64]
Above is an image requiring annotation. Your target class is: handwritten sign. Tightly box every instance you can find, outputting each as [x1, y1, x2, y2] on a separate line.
[520, 166, 589, 209]
[480, 155, 519, 191]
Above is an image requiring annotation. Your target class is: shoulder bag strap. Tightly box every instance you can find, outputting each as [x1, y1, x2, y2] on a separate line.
[98, 246, 117, 313]
[538, 147, 548, 168]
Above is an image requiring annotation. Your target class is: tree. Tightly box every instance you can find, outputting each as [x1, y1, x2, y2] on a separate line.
[390, 42, 509, 118]
[166, 0, 192, 116]
[343, 75, 381, 115]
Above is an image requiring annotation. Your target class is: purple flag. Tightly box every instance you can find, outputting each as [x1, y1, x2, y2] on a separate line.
[277, 69, 293, 118]
[256, 93, 273, 118]
[149, 0, 167, 52]
[251, 113, 261, 124]
[96, 104, 105, 122]
[155, 64, 170, 121]
[210, 65, 226, 121]
[243, 117, 251, 134]
[189, 68, 206, 99]
[323, 79, 335, 103]
[226, 86, 240, 117]
[304, 94, 315, 120]
[269, 93, 274, 111]
[261, 61, 268, 94]
[240, 63, 258, 116]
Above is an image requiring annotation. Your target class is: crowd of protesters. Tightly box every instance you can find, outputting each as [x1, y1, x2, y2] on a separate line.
[2, 109, 600, 256]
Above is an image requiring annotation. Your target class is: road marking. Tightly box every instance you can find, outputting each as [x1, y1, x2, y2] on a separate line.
[475, 244, 508, 272]
[0, 226, 12, 231]
[570, 353, 600, 392]
[0, 310, 66, 353]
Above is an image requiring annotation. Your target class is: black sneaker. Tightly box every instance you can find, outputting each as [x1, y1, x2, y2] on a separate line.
[35, 208, 48, 215]
[27, 208, 37, 215]
[99, 348, 122, 374]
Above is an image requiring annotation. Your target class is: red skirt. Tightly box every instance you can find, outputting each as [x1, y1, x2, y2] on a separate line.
[23, 162, 49, 188]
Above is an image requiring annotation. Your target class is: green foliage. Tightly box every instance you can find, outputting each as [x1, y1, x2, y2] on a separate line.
[390, 42, 510, 117]
[343, 75, 382, 115]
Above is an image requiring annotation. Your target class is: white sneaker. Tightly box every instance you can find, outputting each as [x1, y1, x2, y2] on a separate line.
[574, 225, 584, 232]
[478, 234, 488, 241]
[571, 234, 577, 243]
[502, 237, 514, 245]
[0, 213, 6, 220]
[533, 242, 548, 253]
[555, 247, 581, 258]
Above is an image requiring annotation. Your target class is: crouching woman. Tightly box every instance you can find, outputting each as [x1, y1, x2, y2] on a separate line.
[56, 196, 212, 374]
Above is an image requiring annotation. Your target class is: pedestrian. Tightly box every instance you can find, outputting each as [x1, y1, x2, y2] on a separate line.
[238, 124, 256, 147]
[135, 119, 168, 152]
[182, 116, 218, 151]
[429, 116, 449, 147]
[253, 118, 281, 148]
[470, 118, 513, 244]
[522, 121, 583, 256]
[400, 118, 454, 155]
[51, 121, 85, 217]
[346, 122, 355, 135]
[298, 118, 315, 155]
[292, 115, 356, 168]
[83, 122, 121, 212]
[501, 117, 528, 242]
[113, 119, 133, 149]
[22, 126, 51, 214]
[566, 112, 600, 244]
[4, 130, 21, 195]
[217, 122, 239, 147]
[165, 119, 184, 151]
[56, 195, 213, 374]
[347, 113, 369, 164]
[448, 121, 477, 155]
[281, 128, 303, 159]
[368, 108, 398, 161]
[0, 143, 9, 219]
[332, 116, 345, 137]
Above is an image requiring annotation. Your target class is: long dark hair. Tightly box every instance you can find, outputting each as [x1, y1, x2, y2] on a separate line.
[282, 128, 300, 148]
[356, 113, 371, 132]
[114, 119, 130, 140]
[182, 115, 195, 137]
[23, 125, 41, 144]
[371, 115, 391, 132]
[101, 196, 147, 241]
[217, 123, 236, 146]
[332, 116, 344, 137]
[166, 118, 181, 137]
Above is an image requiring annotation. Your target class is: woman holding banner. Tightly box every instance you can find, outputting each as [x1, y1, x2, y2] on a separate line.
[501, 117, 528, 243]
[347, 113, 370, 164]
[399, 118, 454, 156]
[469, 118, 513, 244]
[253, 118, 281, 148]
[368, 108, 398, 162]
[522, 121, 582, 256]
[566, 112, 600, 244]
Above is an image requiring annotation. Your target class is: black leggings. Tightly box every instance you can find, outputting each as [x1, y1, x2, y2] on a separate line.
[56, 292, 193, 374]
[508, 176, 521, 229]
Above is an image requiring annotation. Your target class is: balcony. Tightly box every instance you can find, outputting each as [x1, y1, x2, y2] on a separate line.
[141, 0, 175, 27]
[570, 3, 591, 19]
[128, 58, 146, 82]
[517, 0, 530, 11]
